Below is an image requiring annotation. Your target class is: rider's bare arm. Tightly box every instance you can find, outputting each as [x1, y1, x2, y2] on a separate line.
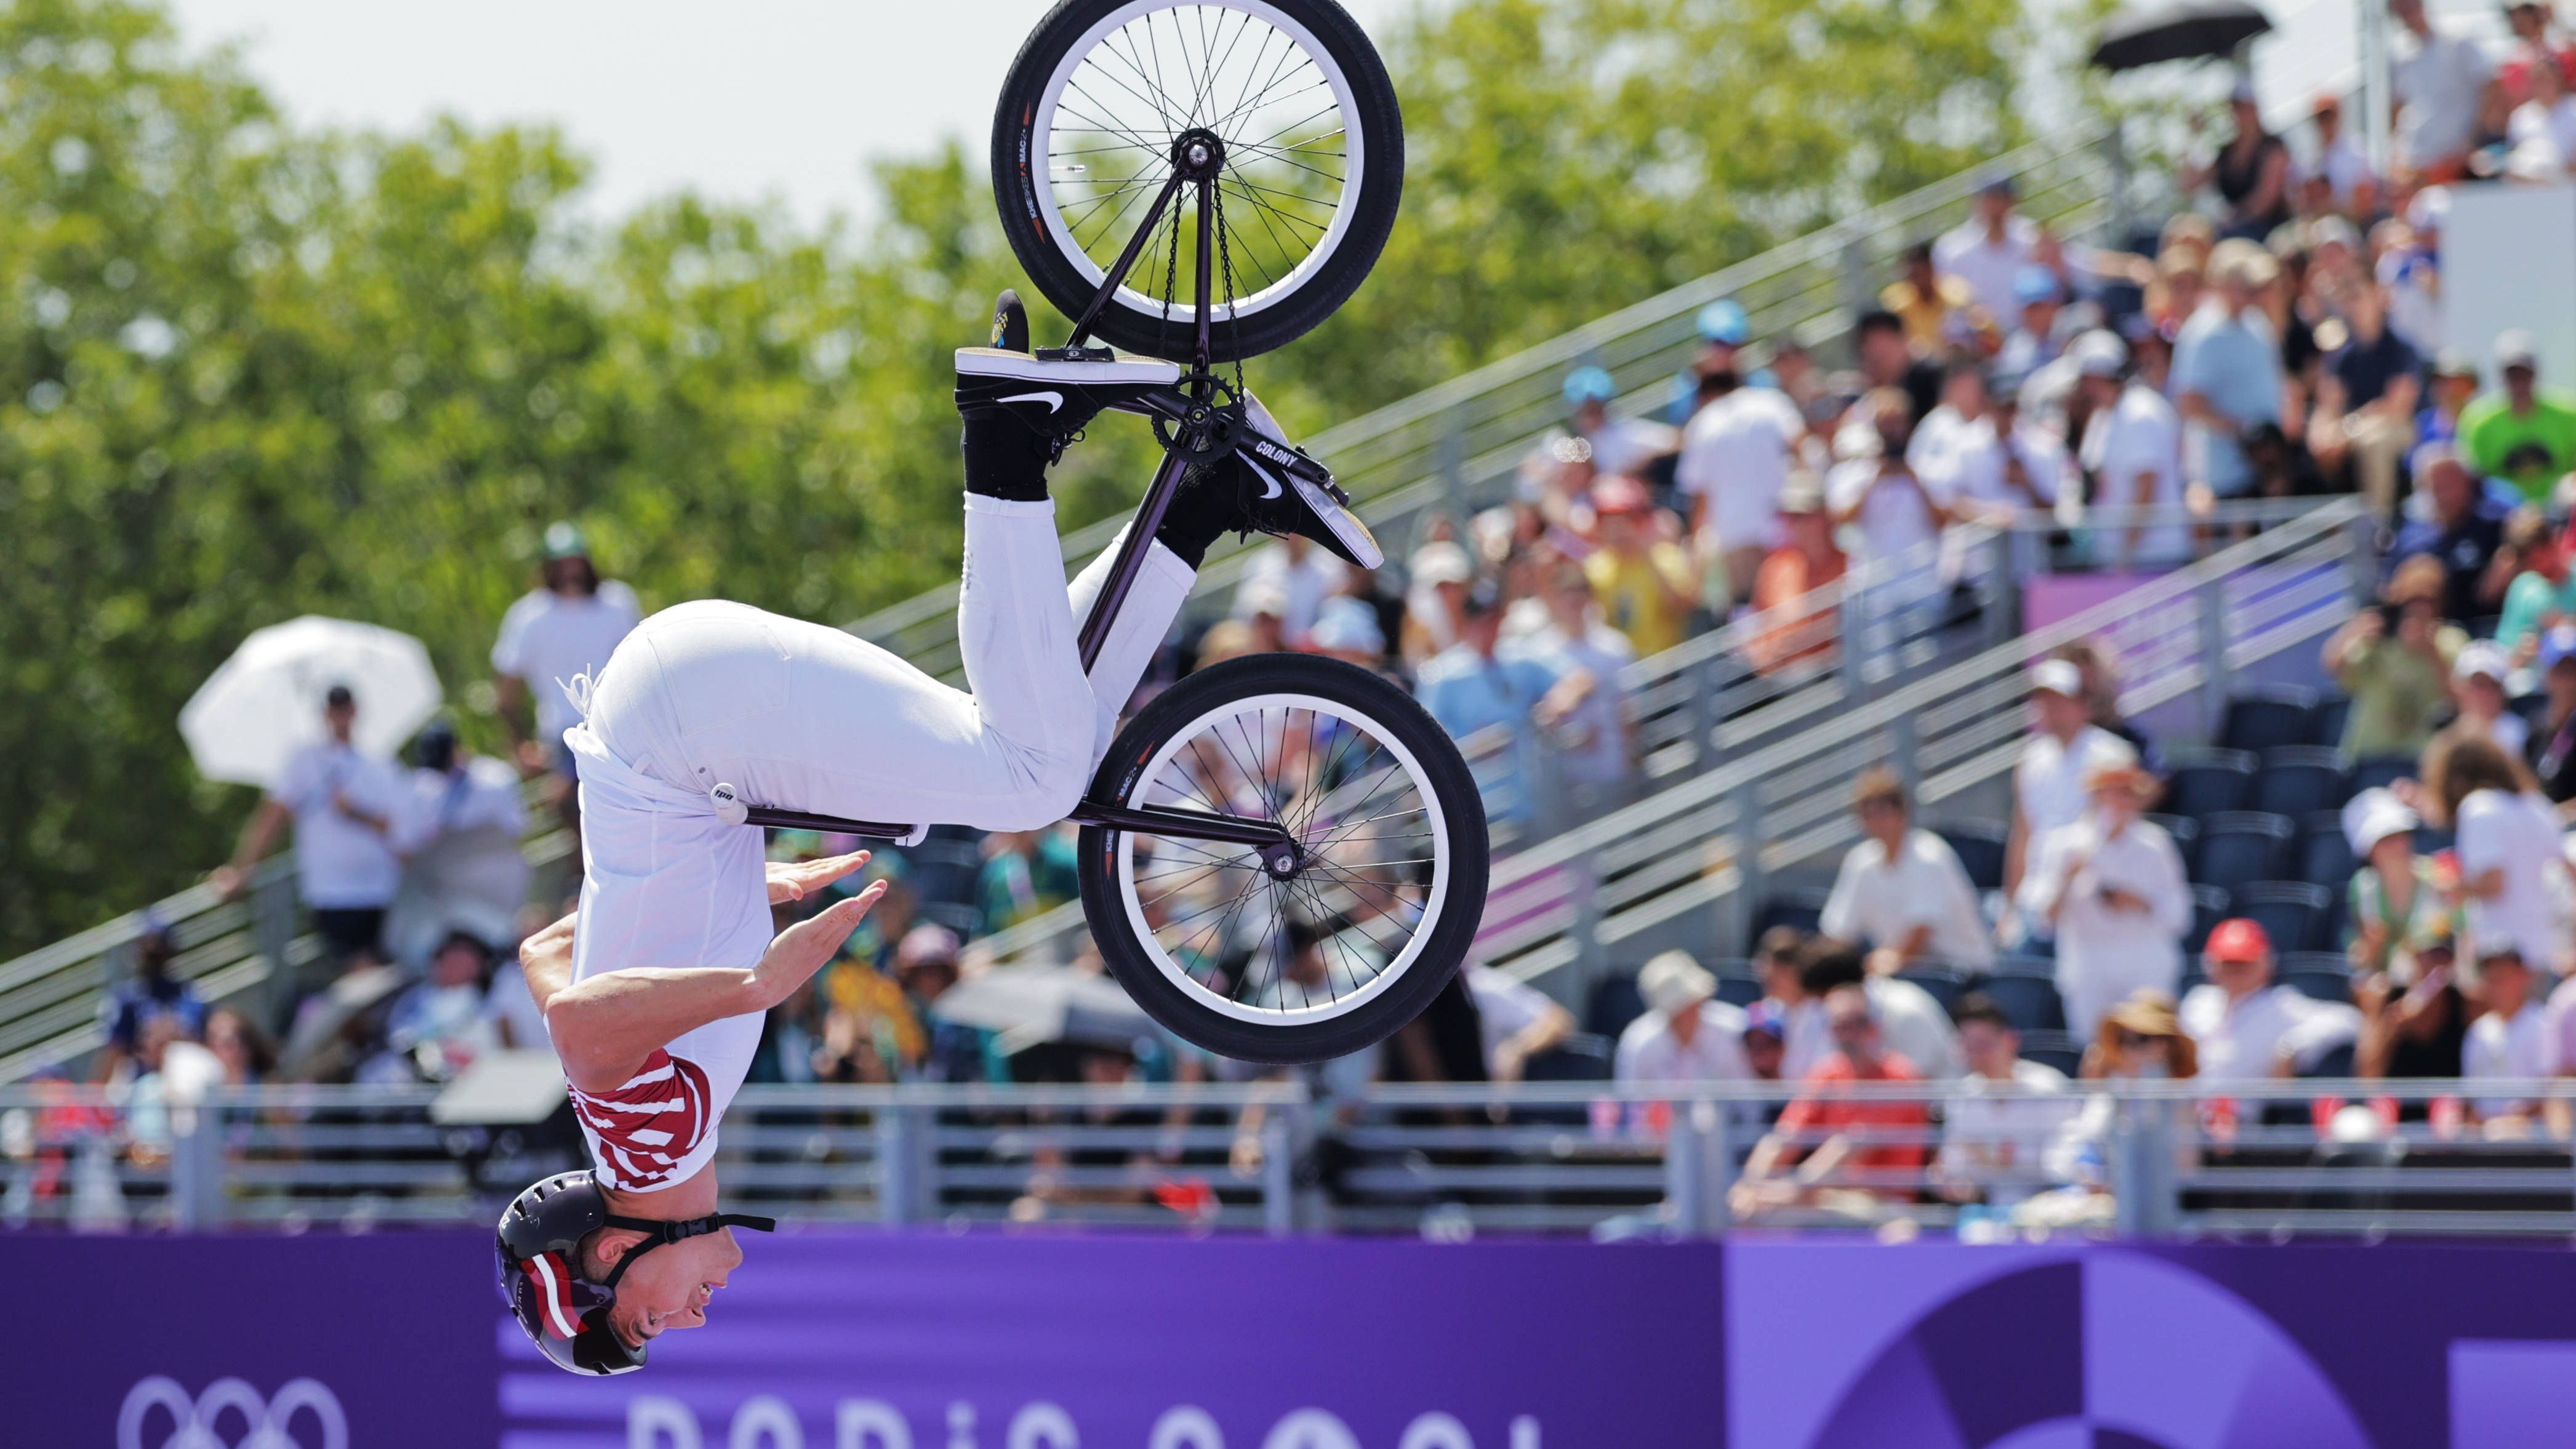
[541, 882, 886, 1094]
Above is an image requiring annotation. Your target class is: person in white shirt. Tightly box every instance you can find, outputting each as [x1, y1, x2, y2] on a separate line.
[2505, 47, 2576, 177]
[2392, 0, 2502, 182]
[383, 720, 533, 968]
[1549, 365, 1679, 481]
[2298, 94, 2376, 213]
[212, 683, 409, 968]
[1528, 555, 1637, 793]
[1991, 371, 2074, 517]
[1789, 939, 1964, 1082]
[1907, 361, 2011, 520]
[2007, 657, 2138, 900]
[2464, 947, 2552, 1125]
[2178, 918, 2361, 1083]
[1676, 364, 1807, 605]
[1828, 388, 1954, 576]
[1232, 536, 1351, 650]
[1934, 993, 2076, 1206]
[1463, 961, 1574, 1083]
[1615, 951, 1752, 1088]
[493, 521, 644, 793]
[2071, 331, 2191, 570]
[1933, 176, 2044, 324]
[2017, 757, 2193, 1040]
[1820, 767, 1996, 973]
[2428, 731, 2570, 973]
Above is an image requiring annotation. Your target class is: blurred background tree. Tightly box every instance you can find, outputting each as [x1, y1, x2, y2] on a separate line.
[0, 0, 2029, 957]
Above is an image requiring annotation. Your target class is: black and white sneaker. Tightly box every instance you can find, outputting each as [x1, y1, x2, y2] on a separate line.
[955, 290, 1181, 449]
[1213, 391, 1384, 569]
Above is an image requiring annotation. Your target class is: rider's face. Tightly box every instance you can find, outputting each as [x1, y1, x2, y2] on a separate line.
[596, 1226, 745, 1346]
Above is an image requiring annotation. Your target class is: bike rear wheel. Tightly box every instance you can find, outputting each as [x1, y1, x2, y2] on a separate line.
[992, 0, 1404, 363]
[1078, 653, 1487, 1063]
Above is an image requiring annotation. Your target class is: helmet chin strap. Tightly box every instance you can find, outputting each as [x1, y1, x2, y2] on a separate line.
[595, 1211, 777, 1290]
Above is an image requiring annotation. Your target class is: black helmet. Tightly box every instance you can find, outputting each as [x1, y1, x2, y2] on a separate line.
[495, 1170, 776, 1376]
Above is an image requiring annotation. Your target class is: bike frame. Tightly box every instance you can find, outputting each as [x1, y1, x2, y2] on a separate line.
[741, 137, 1305, 857]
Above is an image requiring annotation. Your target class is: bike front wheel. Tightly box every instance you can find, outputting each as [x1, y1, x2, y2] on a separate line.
[992, 0, 1405, 363]
[1078, 652, 1488, 1064]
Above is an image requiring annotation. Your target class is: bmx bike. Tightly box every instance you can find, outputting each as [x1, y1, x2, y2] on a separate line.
[747, 0, 1485, 1065]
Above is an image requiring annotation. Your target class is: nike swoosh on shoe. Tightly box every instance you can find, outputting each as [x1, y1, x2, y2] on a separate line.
[998, 390, 1064, 413]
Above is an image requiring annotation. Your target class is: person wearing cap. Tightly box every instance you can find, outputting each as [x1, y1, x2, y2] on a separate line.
[2325, 554, 2467, 759]
[2297, 93, 2376, 212]
[2525, 624, 2576, 806]
[385, 718, 532, 969]
[2016, 754, 2191, 1039]
[1933, 992, 2077, 1208]
[1745, 468, 1848, 674]
[1994, 264, 2069, 382]
[1820, 767, 1995, 975]
[494, 521, 644, 798]
[2382, 448, 2510, 625]
[2417, 348, 2484, 458]
[2180, 919, 2362, 1083]
[2453, 638, 2530, 757]
[1733, 980, 1933, 1221]
[2070, 329, 2190, 569]
[213, 683, 409, 971]
[1399, 539, 1475, 668]
[1232, 534, 1353, 652]
[2390, 0, 2502, 183]
[2308, 278, 2421, 514]
[1414, 579, 1571, 825]
[2460, 329, 2576, 504]
[1934, 174, 2044, 324]
[2005, 656, 2138, 899]
[2424, 729, 2567, 973]
[1740, 999, 1790, 1088]
[2180, 79, 2290, 241]
[1549, 364, 1678, 483]
[2463, 946, 2552, 1125]
[1306, 593, 1390, 672]
[1583, 475, 1698, 656]
[1613, 950, 1752, 1097]
[2171, 239, 2285, 508]
[1674, 321, 1807, 604]
[1880, 239, 1989, 355]
[2342, 787, 2455, 982]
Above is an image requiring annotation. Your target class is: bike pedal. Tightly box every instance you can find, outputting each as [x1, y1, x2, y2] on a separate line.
[1037, 343, 1117, 363]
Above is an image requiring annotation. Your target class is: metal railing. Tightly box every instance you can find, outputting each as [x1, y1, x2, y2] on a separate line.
[1471, 497, 2377, 995]
[12, 1074, 2574, 1240]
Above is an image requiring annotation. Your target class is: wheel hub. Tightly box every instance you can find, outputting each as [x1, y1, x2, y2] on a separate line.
[1171, 127, 1226, 180]
[1259, 842, 1302, 878]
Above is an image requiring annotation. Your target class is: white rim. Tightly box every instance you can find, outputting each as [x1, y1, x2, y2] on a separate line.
[1115, 689, 1451, 1026]
[1032, 0, 1365, 328]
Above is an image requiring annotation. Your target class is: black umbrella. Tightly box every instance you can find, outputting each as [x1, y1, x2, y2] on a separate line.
[2090, 0, 2273, 71]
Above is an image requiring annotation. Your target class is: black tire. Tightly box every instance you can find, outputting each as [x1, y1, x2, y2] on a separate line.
[991, 0, 1405, 364]
[1079, 652, 1487, 1064]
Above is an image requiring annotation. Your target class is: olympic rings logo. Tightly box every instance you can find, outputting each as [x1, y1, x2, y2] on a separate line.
[116, 1376, 348, 1449]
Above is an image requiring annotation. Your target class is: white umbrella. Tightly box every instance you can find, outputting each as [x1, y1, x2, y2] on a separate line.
[180, 616, 443, 789]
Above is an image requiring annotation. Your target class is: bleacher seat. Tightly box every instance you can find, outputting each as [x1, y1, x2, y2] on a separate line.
[2146, 813, 2201, 877]
[2277, 953, 2356, 1004]
[1713, 966, 1765, 1008]
[2310, 694, 2351, 749]
[2221, 686, 2318, 755]
[2192, 812, 2295, 886]
[1752, 886, 1833, 945]
[1899, 966, 1967, 1015]
[2348, 756, 2415, 795]
[1936, 819, 2010, 893]
[2162, 749, 2258, 820]
[2253, 746, 2349, 817]
[2018, 1030, 2085, 1076]
[1585, 971, 1646, 1039]
[1525, 1033, 1615, 1081]
[2297, 811, 2356, 888]
[2301, 1042, 2357, 1078]
[1976, 972, 2067, 1032]
[2236, 881, 2334, 953]
[2187, 884, 2232, 953]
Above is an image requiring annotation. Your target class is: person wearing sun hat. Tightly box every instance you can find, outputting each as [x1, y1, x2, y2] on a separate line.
[2015, 753, 2191, 1040]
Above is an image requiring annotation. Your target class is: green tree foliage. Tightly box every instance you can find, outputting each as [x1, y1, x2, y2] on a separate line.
[0, 0, 2028, 957]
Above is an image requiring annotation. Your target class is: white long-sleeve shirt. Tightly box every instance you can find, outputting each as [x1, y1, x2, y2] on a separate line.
[2178, 982, 2362, 1083]
[1820, 827, 1997, 970]
[2016, 813, 2191, 1008]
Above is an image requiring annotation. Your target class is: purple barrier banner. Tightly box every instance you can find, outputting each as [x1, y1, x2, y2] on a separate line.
[12, 1230, 2576, 1448]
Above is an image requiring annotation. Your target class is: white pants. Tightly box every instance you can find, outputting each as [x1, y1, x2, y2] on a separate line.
[565, 497, 1193, 979]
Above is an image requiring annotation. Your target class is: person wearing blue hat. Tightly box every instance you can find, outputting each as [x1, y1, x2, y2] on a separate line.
[1675, 311, 1807, 603]
[2529, 624, 2576, 804]
[1933, 171, 2042, 322]
[1994, 263, 2068, 380]
[1545, 363, 1678, 483]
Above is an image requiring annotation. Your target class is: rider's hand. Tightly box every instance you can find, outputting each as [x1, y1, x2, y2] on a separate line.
[768, 849, 872, 905]
[750, 880, 888, 1009]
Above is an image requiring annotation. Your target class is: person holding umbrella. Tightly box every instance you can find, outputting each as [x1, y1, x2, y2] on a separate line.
[211, 683, 408, 971]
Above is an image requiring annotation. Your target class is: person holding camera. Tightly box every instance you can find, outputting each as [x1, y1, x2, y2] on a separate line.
[2324, 554, 2468, 761]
